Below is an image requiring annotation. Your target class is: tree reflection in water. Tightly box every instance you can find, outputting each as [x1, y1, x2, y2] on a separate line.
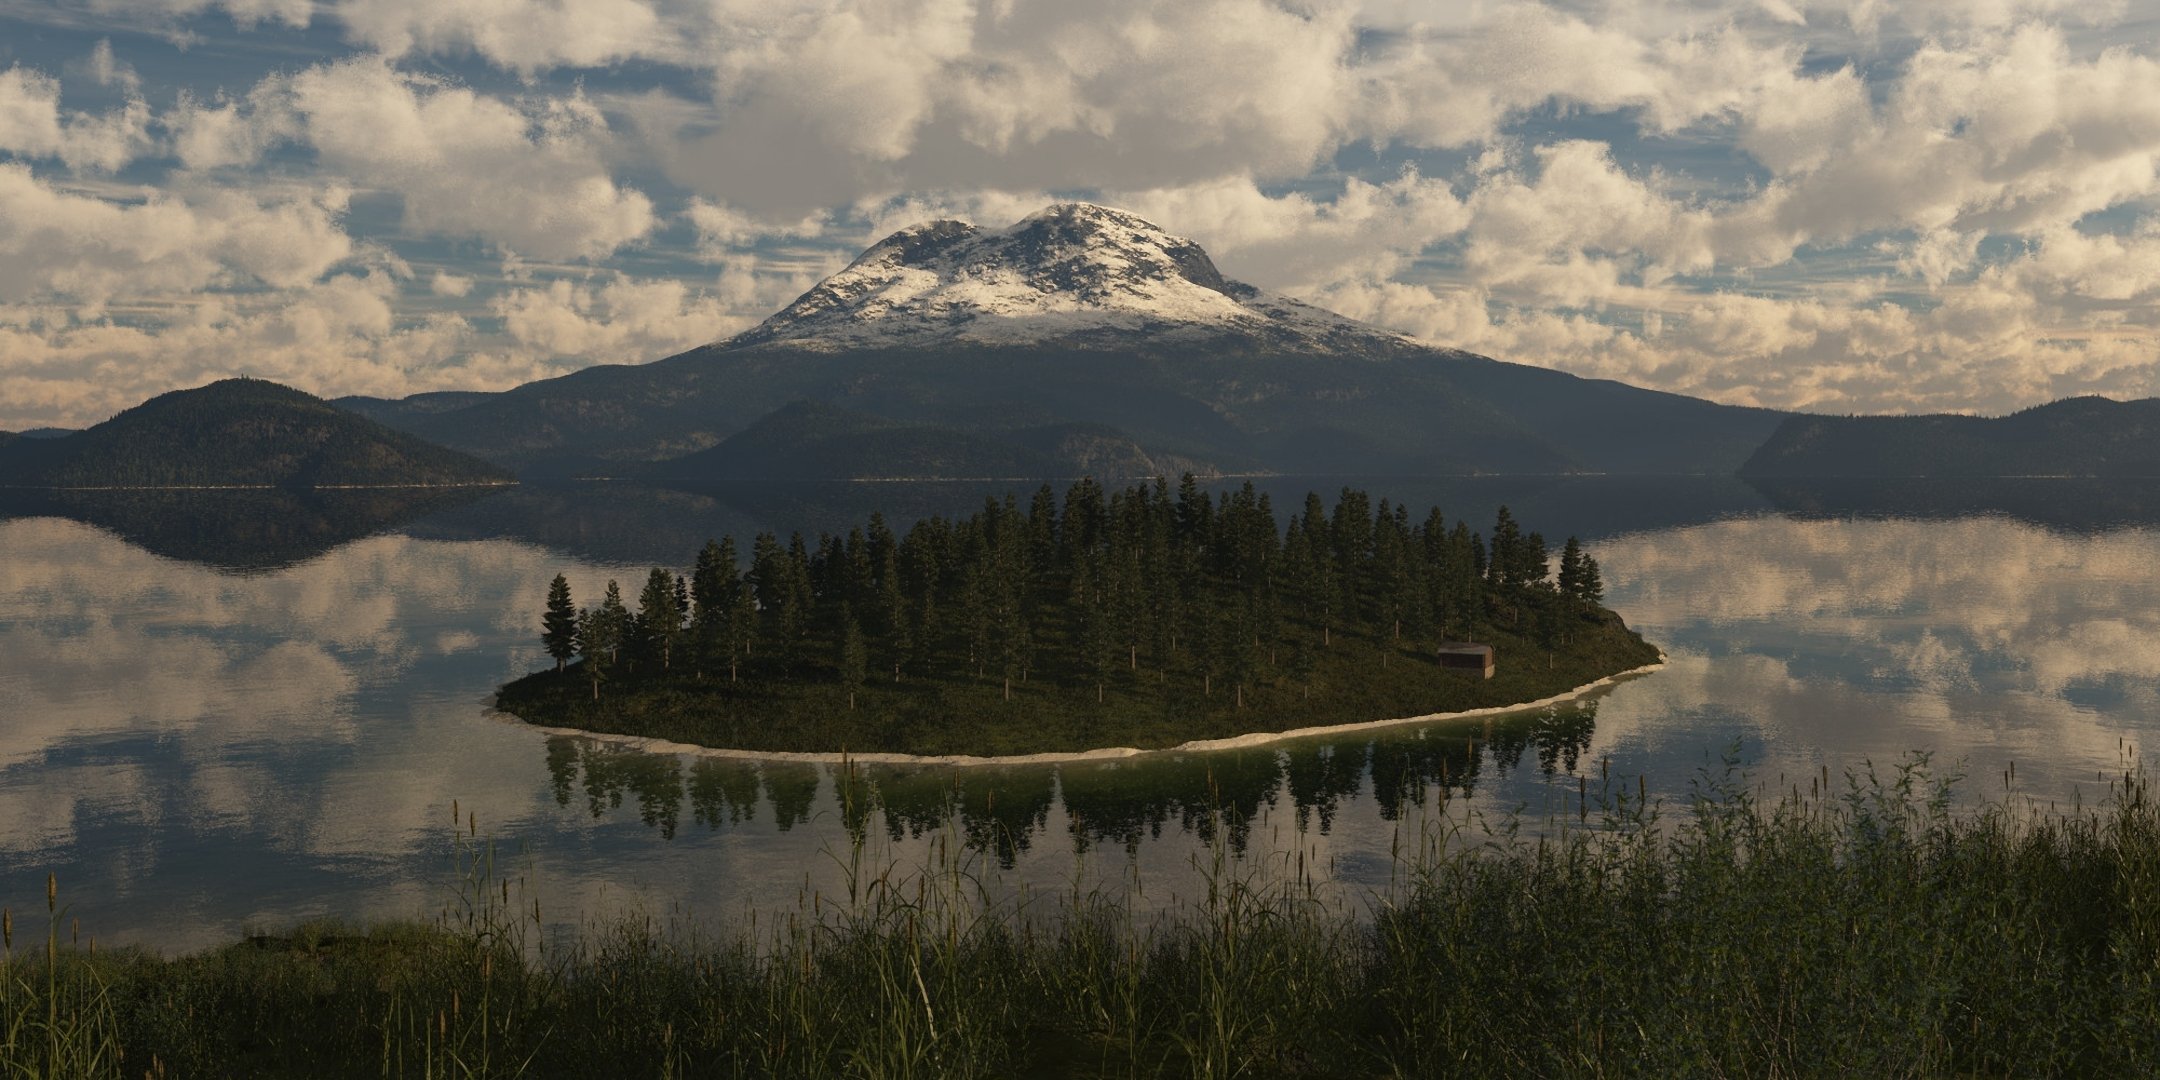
[540, 702, 1602, 856]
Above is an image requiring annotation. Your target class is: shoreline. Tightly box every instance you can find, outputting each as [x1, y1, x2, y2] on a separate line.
[0, 481, 519, 492]
[497, 656, 1667, 768]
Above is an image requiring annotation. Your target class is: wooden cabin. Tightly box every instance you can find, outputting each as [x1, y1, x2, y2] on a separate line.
[1435, 642, 1495, 679]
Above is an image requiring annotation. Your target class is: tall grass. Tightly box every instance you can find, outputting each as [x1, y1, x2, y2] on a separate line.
[10, 754, 2160, 1078]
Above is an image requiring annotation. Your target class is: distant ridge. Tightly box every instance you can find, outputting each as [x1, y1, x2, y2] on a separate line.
[0, 378, 515, 489]
[1740, 397, 2160, 478]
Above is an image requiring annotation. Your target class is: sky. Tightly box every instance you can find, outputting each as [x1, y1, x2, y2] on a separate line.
[3, 0, 2160, 430]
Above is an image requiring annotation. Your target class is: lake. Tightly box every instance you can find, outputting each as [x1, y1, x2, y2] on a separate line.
[3, 477, 2157, 952]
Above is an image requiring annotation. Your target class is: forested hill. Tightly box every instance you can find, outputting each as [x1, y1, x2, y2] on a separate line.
[1741, 397, 2160, 478]
[0, 378, 515, 489]
[498, 478, 1658, 756]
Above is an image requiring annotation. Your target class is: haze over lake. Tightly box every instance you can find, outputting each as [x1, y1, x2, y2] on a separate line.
[4, 477, 2156, 952]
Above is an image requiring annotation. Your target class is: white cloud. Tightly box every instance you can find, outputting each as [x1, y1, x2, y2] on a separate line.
[0, 64, 153, 172]
[332, 0, 678, 72]
[492, 274, 740, 359]
[285, 58, 656, 259]
[0, 163, 352, 306]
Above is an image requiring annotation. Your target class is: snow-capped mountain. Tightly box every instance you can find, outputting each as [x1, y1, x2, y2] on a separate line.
[724, 203, 1413, 353]
[341, 202, 1790, 479]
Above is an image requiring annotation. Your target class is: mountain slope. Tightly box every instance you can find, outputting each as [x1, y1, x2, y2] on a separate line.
[0, 378, 515, 489]
[655, 400, 1058, 482]
[353, 203, 1785, 477]
[724, 204, 1416, 354]
[1740, 397, 2160, 478]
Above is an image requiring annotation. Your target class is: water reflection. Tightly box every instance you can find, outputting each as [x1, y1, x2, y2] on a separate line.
[1748, 477, 2160, 533]
[7, 479, 2160, 953]
[537, 702, 1604, 859]
[0, 487, 500, 572]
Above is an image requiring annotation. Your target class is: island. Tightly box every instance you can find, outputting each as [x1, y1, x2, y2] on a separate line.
[496, 479, 1659, 757]
[0, 377, 514, 489]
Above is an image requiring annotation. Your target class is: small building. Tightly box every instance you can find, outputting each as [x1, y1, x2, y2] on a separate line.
[1435, 642, 1495, 679]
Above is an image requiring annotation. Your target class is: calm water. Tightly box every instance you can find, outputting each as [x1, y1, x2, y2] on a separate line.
[3, 478, 2158, 952]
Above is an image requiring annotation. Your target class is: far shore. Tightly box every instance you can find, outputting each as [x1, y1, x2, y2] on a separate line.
[497, 656, 1666, 769]
[0, 480, 520, 492]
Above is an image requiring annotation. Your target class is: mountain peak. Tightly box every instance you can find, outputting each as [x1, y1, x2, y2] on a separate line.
[721, 203, 1410, 354]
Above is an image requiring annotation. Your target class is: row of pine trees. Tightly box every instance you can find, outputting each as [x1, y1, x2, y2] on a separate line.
[538, 478, 1604, 703]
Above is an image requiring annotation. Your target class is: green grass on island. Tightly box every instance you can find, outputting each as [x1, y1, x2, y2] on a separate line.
[498, 611, 1657, 756]
[495, 478, 1658, 756]
[15, 759, 2160, 1078]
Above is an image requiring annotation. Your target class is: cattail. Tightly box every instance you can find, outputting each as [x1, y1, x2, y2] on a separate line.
[3, 907, 11, 950]
[47, 872, 56, 912]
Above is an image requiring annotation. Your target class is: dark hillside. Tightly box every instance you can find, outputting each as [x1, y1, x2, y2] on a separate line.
[1741, 397, 2160, 477]
[365, 340, 1773, 478]
[0, 378, 515, 489]
[655, 400, 1067, 482]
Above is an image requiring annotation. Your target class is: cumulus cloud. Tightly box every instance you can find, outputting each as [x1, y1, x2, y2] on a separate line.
[284, 59, 655, 259]
[334, 0, 679, 71]
[492, 274, 740, 359]
[7, 0, 2160, 423]
[0, 164, 352, 306]
[0, 64, 153, 172]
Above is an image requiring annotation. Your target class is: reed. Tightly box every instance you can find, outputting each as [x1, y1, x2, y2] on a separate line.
[9, 755, 2160, 1077]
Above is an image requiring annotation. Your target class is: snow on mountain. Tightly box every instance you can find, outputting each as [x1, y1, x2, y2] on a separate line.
[722, 203, 1415, 353]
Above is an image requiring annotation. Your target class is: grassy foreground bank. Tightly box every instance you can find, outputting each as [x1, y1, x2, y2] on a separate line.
[10, 760, 2160, 1078]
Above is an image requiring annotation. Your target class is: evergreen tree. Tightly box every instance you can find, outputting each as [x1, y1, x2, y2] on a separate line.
[837, 605, 868, 691]
[1557, 537, 1588, 600]
[577, 580, 630, 699]
[634, 567, 683, 671]
[1488, 506, 1525, 587]
[541, 574, 578, 672]
[523, 480, 1623, 714]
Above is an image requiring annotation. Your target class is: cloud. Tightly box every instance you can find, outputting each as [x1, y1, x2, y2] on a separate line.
[492, 274, 740, 359]
[333, 0, 679, 72]
[0, 163, 352, 306]
[284, 58, 656, 259]
[1113, 170, 1471, 287]
[0, 64, 153, 172]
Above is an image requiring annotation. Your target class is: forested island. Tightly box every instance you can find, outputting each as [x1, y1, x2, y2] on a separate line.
[496, 478, 1659, 756]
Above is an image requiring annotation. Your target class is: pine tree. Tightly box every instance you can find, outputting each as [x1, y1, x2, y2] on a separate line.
[578, 580, 630, 699]
[1557, 536, 1588, 600]
[541, 574, 578, 672]
[635, 567, 682, 671]
[838, 605, 868, 695]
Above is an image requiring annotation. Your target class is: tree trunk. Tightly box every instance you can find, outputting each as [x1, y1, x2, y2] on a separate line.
[1129, 645, 1137, 670]
[1097, 683, 1104, 704]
